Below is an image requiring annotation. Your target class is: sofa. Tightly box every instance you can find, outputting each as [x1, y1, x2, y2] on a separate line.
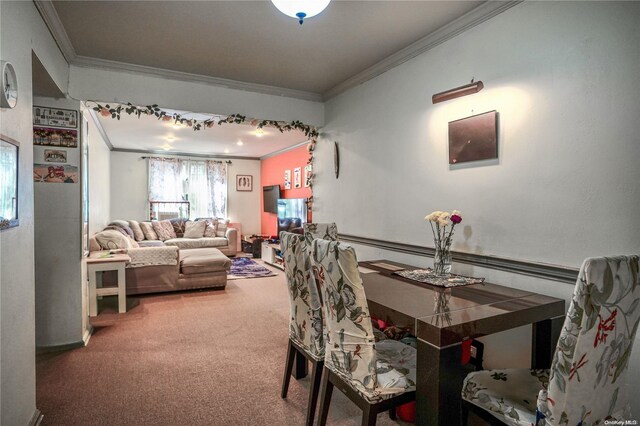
[90, 218, 237, 295]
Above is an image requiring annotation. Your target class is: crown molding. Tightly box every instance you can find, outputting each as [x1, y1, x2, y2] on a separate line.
[111, 147, 260, 161]
[322, 0, 523, 100]
[33, 0, 77, 63]
[259, 139, 310, 160]
[83, 105, 114, 150]
[71, 56, 324, 102]
[35, 0, 521, 104]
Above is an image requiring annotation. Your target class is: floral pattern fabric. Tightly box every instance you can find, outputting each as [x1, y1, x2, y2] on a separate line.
[280, 232, 325, 361]
[303, 222, 338, 248]
[462, 369, 549, 426]
[461, 255, 640, 426]
[310, 239, 416, 402]
[152, 220, 176, 241]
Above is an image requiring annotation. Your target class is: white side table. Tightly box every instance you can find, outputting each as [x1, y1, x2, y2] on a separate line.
[86, 252, 131, 316]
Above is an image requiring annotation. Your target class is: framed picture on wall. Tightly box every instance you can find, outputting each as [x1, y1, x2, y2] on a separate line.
[44, 149, 67, 163]
[293, 167, 302, 188]
[284, 169, 291, 190]
[448, 110, 498, 164]
[236, 174, 253, 192]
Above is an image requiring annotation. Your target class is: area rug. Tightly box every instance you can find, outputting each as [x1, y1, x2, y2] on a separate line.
[228, 257, 276, 280]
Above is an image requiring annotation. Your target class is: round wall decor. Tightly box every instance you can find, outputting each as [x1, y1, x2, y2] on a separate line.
[1, 61, 18, 109]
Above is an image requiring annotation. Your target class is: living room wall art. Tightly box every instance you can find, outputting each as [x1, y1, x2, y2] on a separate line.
[293, 167, 301, 188]
[304, 164, 312, 188]
[236, 174, 253, 192]
[33, 164, 78, 183]
[44, 149, 67, 163]
[33, 127, 78, 148]
[33, 106, 78, 129]
[284, 169, 291, 189]
[448, 110, 498, 164]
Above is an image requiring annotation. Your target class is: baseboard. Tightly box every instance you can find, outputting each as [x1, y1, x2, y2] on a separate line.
[82, 325, 94, 346]
[339, 233, 579, 284]
[29, 409, 43, 426]
[36, 340, 86, 354]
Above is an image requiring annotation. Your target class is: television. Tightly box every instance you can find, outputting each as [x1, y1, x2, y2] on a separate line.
[263, 185, 281, 213]
[277, 198, 308, 236]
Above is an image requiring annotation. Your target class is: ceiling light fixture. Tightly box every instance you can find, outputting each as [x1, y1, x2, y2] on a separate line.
[224, 149, 230, 154]
[237, 140, 244, 146]
[432, 79, 484, 104]
[254, 128, 265, 137]
[271, 0, 331, 25]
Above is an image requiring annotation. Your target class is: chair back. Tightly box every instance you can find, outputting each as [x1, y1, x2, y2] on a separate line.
[310, 239, 378, 395]
[538, 255, 640, 424]
[280, 231, 325, 360]
[303, 223, 338, 248]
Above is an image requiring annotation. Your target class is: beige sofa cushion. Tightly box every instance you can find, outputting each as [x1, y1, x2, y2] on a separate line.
[128, 220, 145, 241]
[180, 248, 231, 275]
[140, 222, 158, 240]
[183, 220, 207, 238]
[126, 246, 178, 268]
[95, 229, 138, 250]
[164, 237, 228, 249]
[152, 220, 176, 241]
[203, 218, 218, 237]
[216, 219, 230, 237]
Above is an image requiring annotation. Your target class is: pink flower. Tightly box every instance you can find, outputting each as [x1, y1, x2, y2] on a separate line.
[451, 214, 462, 224]
[100, 108, 111, 117]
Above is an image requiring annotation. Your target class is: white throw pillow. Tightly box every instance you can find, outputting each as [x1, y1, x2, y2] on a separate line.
[183, 220, 207, 238]
[216, 219, 230, 237]
[95, 229, 135, 250]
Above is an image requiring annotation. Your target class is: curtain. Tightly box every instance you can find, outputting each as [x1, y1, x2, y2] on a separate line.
[148, 157, 227, 219]
[148, 157, 182, 201]
[206, 160, 227, 218]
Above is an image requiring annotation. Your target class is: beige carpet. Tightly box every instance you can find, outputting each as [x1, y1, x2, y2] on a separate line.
[36, 262, 412, 425]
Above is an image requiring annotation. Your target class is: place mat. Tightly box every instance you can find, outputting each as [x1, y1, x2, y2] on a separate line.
[394, 268, 484, 288]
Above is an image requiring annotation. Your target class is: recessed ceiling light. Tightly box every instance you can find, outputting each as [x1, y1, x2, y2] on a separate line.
[162, 145, 172, 151]
[224, 149, 230, 154]
[237, 140, 244, 146]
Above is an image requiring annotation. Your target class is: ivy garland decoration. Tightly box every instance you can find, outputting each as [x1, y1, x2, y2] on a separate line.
[88, 100, 318, 206]
[88, 101, 318, 138]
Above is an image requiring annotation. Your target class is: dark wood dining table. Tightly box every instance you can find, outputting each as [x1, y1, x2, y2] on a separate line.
[359, 260, 566, 426]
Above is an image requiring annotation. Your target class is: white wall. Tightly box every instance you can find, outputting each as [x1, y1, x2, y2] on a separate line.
[110, 151, 261, 235]
[314, 0, 640, 409]
[33, 97, 84, 349]
[85, 111, 111, 235]
[0, 1, 69, 425]
[69, 66, 325, 127]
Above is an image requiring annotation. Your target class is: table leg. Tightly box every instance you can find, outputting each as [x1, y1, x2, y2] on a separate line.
[531, 316, 563, 369]
[293, 349, 308, 379]
[88, 266, 97, 317]
[117, 264, 126, 314]
[416, 338, 470, 426]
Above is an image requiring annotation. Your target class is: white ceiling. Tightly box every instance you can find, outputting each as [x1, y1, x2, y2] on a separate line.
[96, 110, 309, 158]
[42, 0, 498, 156]
[50, 0, 483, 95]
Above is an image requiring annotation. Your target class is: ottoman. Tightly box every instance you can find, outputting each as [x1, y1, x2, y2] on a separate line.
[177, 248, 231, 290]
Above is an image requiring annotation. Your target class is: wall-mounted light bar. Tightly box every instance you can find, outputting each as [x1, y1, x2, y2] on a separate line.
[432, 80, 484, 104]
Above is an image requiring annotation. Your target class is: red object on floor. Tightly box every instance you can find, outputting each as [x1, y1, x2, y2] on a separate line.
[461, 339, 472, 364]
[397, 401, 416, 422]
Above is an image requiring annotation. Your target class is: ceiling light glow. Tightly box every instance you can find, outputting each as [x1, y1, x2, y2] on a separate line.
[237, 140, 244, 146]
[271, 0, 331, 25]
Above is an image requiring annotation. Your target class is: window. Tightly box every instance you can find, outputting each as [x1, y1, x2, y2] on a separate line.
[148, 157, 227, 220]
[0, 136, 19, 230]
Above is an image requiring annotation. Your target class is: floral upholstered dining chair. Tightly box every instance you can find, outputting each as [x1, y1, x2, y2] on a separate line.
[303, 222, 338, 248]
[311, 238, 417, 426]
[462, 255, 640, 426]
[279, 231, 325, 426]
